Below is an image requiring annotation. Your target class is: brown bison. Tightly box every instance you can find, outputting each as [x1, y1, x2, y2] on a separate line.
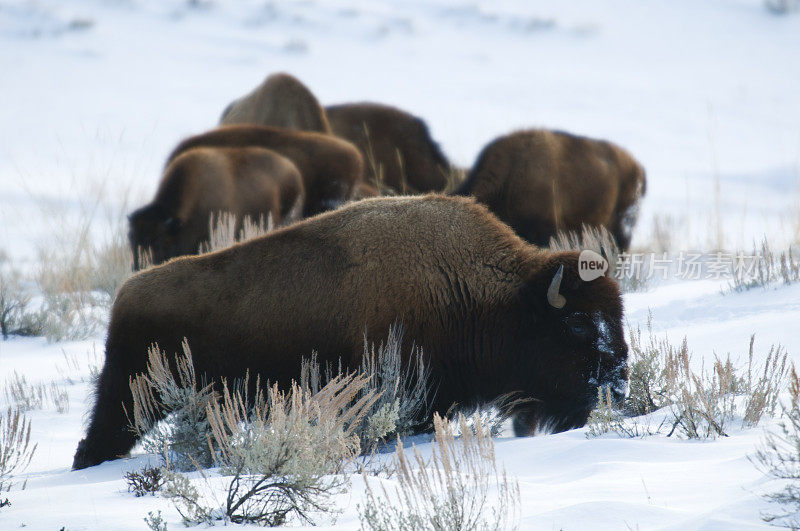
[326, 103, 451, 194]
[220, 72, 331, 134]
[72, 195, 628, 470]
[167, 125, 364, 218]
[455, 129, 646, 250]
[128, 146, 303, 270]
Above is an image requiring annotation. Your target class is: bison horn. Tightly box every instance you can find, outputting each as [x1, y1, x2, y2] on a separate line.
[547, 265, 567, 309]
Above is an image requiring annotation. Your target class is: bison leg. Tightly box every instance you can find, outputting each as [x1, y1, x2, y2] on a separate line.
[510, 216, 557, 248]
[611, 201, 640, 252]
[72, 357, 154, 470]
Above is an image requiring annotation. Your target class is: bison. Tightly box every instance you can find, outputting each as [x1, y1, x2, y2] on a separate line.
[220, 72, 331, 134]
[128, 146, 303, 270]
[455, 129, 646, 250]
[72, 195, 628, 470]
[326, 102, 452, 194]
[167, 125, 364, 218]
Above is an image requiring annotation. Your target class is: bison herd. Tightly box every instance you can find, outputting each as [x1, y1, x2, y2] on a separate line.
[73, 72, 644, 470]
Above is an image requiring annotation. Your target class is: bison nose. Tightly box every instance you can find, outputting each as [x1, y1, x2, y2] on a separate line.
[607, 379, 629, 404]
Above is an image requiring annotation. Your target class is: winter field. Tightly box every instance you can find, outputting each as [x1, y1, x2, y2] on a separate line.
[1, 0, 800, 529]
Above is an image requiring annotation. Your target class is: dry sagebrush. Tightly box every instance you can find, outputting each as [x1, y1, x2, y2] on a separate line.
[154, 373, 379, 526]
[359, 412, 520, 531]
[200, 375, 377, 525]
[128, 339, 217, 471]
[127, 336, 414, 526]
[301, 325, 433, 452]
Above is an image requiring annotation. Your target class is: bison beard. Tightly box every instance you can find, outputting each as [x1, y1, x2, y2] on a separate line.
[72, 195, 628, 470]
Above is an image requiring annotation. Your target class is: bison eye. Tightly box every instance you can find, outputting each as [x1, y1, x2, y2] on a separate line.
[570, 323, 587, 337]
[565, 314, 590, 338]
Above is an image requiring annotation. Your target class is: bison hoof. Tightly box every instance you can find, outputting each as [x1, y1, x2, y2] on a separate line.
[72, 438, 100, 470]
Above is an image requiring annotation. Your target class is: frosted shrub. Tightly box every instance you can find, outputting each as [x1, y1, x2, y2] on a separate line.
[664, 347, 741, 438]
[128, 340, 217, 471]
[160, 374, 377, 526]
[161, 469, 212, 525]
[0, 264, 45, 340]
[754, 368, 800, 527]
[358, 326, 432, 448]
[359, 412, 520, 531]
[301, 325, 433, 452]
[143, 510, 168, 531]
[663, 335, 788, 438]
[200, 375, 377, 525]
[625, 315, 674, 416]
[129, 339, 379, 526]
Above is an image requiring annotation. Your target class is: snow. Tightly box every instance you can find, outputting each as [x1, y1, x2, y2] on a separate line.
[1, 0, 799, 528]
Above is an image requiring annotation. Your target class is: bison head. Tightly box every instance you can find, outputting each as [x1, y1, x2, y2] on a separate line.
[512, 251, 628, 435]
[128, 203, 185, 270]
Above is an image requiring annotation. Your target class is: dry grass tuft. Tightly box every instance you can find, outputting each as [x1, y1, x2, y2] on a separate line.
[589, 318, 789, 439]
[729, 239, 800, 292]
[3, 372, 70, 415]
[549, 224, 648, 292]
[0, 407, 37, 493]
[199, 212, 275, 255]
[443, 166, 467, 194]
[360, 411, 520, 530]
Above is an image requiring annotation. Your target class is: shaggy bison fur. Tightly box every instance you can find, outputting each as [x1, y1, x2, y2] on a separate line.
[326, 102, 451, 194]
[167, 125, 364, 218]
[73, 195, 628, 470]
[456, 129, 646, 250]
[129, 146, 304, 269]
[220, 72, 332, 134]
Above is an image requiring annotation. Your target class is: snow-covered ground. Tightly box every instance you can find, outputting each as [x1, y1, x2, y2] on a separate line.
[2, 281, 797, 529]
[1, 0, 800, 528]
